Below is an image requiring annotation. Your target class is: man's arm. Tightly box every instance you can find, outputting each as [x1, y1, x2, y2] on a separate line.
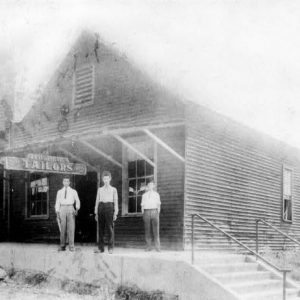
[157, 193, 161, 213]
[141, 193, 145, 214]
[113, 188, 119, 218]
[94, 188, 100, 214]
[74, 190, 80, 211]
[55, 190, 60, 213]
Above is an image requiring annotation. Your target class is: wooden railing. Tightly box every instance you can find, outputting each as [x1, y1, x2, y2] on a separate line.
[191, 214, 291, 300]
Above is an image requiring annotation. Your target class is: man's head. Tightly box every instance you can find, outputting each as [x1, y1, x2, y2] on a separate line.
[102, 171, 112, 185]
[147, 179, 155, 191]
[62, 176, 70, 188]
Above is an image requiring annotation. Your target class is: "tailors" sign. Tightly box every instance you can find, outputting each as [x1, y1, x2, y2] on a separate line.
[1, 153, 87, 175]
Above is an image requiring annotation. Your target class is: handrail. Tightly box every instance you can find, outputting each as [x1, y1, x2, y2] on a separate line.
[256, 218, 300, 254]
[191, 214, 291, 300]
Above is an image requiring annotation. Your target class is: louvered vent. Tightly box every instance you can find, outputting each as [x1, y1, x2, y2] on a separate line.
[73, 65, 95, 107]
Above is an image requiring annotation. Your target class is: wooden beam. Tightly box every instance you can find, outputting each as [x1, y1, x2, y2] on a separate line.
[59, 147, 98, 172]
[143, 129, 185, 162]
[79, 121, 185, 142]
[112, 134, 155, 167]
[79, 140, 123, 168]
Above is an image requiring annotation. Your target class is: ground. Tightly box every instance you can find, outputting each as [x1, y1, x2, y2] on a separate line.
[0, 269, 173, 300]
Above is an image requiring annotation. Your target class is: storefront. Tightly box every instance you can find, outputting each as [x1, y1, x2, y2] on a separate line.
[1, 30, 300, 251]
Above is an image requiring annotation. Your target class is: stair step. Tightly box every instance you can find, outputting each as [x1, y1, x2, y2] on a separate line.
[242, 287, 299, 300]
[201, 262, 258, 274]
[228, 279, 282, 293]
[215, 270, 271, 284]
[194, 253, 246, 264]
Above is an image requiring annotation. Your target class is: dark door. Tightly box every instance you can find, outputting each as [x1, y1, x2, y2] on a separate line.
[75, 172, 98, 243]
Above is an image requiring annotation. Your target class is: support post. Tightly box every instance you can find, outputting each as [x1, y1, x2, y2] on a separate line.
[96, 167, 101, 244]
[283, 270, 287, 300]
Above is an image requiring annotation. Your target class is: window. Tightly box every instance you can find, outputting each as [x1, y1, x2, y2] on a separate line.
[73, 65, 95, 108]
[27, 173, 49, 218]
[283, 167, 292, 222]
[123, 139, 156, 215]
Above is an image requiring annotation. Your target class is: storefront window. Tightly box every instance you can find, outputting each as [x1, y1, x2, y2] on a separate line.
[283, 167, 292, 222]
[27, 173, 49, 218]
[123, 138, 156, 214]
[128, 160, 154, 213]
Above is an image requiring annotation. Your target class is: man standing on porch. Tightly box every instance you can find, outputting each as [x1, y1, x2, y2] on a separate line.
[94, 171, 118, 254]
[55, 176, 80, 252]
[141, 180, 161, 252]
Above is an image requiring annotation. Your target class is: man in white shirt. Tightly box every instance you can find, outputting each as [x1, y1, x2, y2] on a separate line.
[141, 180, 161, 252]
[94, 171, 118, 254]
[55, 176, 80, 251]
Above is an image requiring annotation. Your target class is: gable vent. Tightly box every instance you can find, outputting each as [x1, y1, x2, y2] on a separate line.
[73, 65, 95, 107]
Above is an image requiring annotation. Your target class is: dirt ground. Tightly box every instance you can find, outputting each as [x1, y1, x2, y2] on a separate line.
[0, 269, 175, 300]
[0, 280, 118, 300]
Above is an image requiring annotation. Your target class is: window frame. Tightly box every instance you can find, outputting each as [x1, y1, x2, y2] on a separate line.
[122, 138, 157, 217]
[282, 165, 293, 223]
[72, 64, 95, 109]
[25, 172, 50, 220]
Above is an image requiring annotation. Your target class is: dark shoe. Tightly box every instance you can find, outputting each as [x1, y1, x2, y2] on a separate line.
[58, 247, 66, 252]
[94, 249, 104, 253]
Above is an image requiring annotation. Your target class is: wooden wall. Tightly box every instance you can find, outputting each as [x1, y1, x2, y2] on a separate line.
[184, 105, 300, 251]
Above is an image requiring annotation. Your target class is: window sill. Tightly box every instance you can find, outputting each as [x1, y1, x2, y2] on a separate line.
[25, 215, 49, 220]
[282, 219, 292, 224]
[121, 213, 143, 218]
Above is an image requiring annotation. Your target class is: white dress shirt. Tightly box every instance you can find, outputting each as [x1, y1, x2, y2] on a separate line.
[141, 191, 161, 210]
[55, 186, 80, 212]
[94, 185, 119, 215]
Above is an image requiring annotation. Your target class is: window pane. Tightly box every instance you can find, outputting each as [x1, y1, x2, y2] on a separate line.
[128, 197, 136, 213]
[36, 201, 42, 215]
[137, 196, 142, 213]
[146, 162, 154, 176]
[128, 161, 136, 178]
[128, 180, 136, 197]
[137, 178, 147, 195]
[42, 201, 47, 215]
[137, 160, 145, 177]
[284, 199, 292, 221]
[283, 169, 292, 196]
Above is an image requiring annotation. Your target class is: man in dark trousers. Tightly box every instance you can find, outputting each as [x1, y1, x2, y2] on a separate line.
[55, 176, 80, 252]
[94, 171, 118, 254]
[141, 180, 161, 252]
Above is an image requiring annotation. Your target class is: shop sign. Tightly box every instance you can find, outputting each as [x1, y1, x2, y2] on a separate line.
[1, 153, 87, 175]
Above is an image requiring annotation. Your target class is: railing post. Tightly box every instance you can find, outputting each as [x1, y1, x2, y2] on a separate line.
[283, 270, 287, 300]
[192, 214, 195, 265]
[256, 219, 259, 259]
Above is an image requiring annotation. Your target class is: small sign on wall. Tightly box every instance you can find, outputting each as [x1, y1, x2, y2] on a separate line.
[1, 153, 87, 175]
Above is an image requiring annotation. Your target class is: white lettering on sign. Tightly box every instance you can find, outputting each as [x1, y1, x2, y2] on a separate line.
[2, 154, 86, 175]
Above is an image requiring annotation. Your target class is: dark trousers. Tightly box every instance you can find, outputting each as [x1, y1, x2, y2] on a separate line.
[143, 209, 160, 250]
[60, 205, 75, 249]
[98, 202, 114, 250]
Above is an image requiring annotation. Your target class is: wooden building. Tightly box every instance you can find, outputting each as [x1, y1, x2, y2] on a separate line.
[1, 31, 300, 250]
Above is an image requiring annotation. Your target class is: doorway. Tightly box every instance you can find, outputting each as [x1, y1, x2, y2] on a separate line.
[75, 172, 98, 243]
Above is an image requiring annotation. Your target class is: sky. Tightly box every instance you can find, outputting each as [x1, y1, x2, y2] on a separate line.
[1, 0, 300, 148]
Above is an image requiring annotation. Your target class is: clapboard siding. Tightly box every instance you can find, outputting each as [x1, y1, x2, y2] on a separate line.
[11, 32, 184, 149]
[184, 106, 300, 251]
